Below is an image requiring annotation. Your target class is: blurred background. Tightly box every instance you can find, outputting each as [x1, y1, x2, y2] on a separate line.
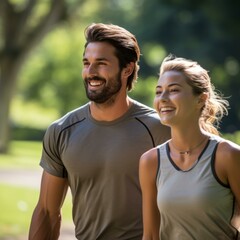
[0, 0, 240, 239]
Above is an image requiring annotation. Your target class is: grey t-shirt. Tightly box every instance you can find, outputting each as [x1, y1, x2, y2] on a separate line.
[40, 100, 170, 240]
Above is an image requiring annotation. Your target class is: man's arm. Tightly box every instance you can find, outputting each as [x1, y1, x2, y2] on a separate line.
[29, 170, 69, 240]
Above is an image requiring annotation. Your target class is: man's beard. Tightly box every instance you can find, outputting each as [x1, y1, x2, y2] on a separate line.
[84, 72, 122, 104]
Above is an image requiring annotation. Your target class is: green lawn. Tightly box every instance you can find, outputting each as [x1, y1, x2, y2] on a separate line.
[0, 141, 42, 169]
[0, 141, 73, 239]
[0, 183, 72, 238]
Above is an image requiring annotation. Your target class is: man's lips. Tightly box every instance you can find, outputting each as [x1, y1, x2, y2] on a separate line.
[89, 80, 103, 86]
[85, 77, 105, 88]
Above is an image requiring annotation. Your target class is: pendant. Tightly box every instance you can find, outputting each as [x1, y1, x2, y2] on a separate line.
[179, 151, 190, 155]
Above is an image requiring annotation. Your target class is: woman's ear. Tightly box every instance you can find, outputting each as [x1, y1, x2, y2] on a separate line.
[198, 92, 208, 109]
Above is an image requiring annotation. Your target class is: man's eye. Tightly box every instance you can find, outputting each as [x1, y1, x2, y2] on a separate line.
[83, 62, 89, 66]
[98, 62, 107, 65]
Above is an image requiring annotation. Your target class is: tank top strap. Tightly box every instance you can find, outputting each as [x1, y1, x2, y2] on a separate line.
[156, 135, 221, 183]
[156, 140, 171, 183]
[200, 135, 220, 161]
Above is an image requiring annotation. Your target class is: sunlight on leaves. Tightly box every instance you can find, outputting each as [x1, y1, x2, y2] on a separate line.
[143, 43, 166, 67]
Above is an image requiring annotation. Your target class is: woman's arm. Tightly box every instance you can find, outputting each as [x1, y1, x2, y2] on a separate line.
[139, 148, 160, 240]
[216, 140, 240, 231]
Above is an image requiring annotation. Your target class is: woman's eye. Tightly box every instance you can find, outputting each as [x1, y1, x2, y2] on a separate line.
[170, 88, 178, 92]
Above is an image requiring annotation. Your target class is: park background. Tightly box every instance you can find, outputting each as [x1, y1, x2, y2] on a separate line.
[0, 0, 240, 239]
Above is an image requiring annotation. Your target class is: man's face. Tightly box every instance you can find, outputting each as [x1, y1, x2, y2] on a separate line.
[82, 42, 123, 104]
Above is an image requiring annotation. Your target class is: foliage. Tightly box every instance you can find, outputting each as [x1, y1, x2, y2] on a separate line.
[1, 0, 240, 153]
[224, 131, 240, 145]
[129, 76, 157, 108]
[18, 24, 88, 116]
[11, 98, 59, 129]
[14, 0, 240, 134]
[0, 0, 87, 152]
[131, 0, 240, 133]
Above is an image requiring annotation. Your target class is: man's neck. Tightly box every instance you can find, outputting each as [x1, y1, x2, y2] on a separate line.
[89, 96, 133, 121]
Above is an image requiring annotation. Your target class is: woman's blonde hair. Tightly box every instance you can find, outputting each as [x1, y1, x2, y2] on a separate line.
[159, 54, 229, 135]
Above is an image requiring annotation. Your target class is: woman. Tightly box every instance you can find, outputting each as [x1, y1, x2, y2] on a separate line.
[139, 55, 240, 240]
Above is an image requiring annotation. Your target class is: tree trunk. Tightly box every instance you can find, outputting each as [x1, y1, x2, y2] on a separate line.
[0, 56, 23, 153]
[0, 0, 84, 153]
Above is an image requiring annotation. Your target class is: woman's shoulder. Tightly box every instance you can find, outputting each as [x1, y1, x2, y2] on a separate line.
[140, 147, 159, 170]
[215, 137, 240, 185]
[217, 137, 240, 158]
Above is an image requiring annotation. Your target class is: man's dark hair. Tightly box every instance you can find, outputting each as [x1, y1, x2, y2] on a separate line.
[84, 23, 141, 91]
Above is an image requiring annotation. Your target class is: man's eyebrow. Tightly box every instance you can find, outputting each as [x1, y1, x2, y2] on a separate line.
[82, 57, 109, 61]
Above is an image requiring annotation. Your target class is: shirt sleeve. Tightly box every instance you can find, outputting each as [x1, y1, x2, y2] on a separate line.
[40, 123, 67, 178]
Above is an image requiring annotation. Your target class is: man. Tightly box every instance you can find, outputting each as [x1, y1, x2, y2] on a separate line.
[29, 23, 170, 240]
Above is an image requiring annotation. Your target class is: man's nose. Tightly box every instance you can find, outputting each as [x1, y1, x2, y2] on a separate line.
[87, 64, 97, 75]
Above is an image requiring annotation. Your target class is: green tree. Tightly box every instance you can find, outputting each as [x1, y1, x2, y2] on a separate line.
[84, 0, 240, 132]
[0, 0, 85, 152]
[2, 0, 239, 154]
[131, 0, 240, 133]
[20, 25, 88, 116]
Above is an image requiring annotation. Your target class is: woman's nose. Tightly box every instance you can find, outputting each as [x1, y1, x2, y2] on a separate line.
[159, 91, 169, 102]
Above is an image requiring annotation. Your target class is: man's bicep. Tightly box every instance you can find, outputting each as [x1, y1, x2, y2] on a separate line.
[38, 170, 69, 212]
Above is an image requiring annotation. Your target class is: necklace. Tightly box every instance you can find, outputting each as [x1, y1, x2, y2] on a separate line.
[170, 136, 208, 155]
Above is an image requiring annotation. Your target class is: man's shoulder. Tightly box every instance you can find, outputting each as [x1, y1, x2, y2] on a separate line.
[132, 101, 170, 144]
[131, 100, 160, 120]
[48, 103, 89, 132]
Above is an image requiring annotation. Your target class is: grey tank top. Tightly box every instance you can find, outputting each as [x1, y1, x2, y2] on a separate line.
[156, 135, 239, 240]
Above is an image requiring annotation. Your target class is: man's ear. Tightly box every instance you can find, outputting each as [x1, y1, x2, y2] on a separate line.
[122, 62, 134, 78]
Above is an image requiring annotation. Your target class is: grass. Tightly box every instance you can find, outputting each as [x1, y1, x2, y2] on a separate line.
[0, 184, 72, 238]
[0, 141, 73, 239]
[10, 98, 59, 129]
[0, 141, 42, 169]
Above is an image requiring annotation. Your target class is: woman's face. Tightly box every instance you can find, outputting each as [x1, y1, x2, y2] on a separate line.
[154, 70, 202, 127]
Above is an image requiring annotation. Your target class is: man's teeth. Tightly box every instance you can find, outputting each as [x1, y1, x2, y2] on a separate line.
[89, 81, 102, 86]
